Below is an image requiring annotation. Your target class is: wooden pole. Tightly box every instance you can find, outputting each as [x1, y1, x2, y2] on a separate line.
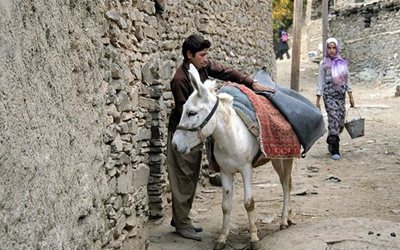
[290, 0, 303, 92]
[322, 0, 329, 55]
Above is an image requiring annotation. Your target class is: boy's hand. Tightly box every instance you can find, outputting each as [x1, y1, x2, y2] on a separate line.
[252, 81, 276, 93]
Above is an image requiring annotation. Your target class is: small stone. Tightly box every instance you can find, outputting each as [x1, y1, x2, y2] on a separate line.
[390, 232, 396, 237]
[391, 209, 400, 215]
[293, 188, 309, 196]
[106, 10, 120, 21]
[307, 165, 319, 173]
[377, 233, 381, 236]
[325, 175, 341, 182]
[368, 231, 374, 235]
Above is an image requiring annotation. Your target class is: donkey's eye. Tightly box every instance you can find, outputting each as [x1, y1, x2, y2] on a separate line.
[188, 111, 197, 117]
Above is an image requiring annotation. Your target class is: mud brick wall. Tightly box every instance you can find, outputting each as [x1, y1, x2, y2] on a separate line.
[0, 0, 274, 249]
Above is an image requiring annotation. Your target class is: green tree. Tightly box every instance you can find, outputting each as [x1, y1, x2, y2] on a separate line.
[273, 0, 294, 32]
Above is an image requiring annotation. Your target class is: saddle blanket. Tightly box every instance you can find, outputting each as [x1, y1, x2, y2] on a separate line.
[220, 83, 301, 159]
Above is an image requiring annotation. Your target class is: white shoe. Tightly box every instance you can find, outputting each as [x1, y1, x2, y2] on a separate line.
[331, 154, 341, 160]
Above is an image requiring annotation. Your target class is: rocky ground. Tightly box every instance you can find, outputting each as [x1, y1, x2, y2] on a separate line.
[147, 54, 400, 250]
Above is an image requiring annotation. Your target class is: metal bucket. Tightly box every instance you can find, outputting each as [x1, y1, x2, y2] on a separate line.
[345, 118, 365, 139]
[345, 108, 365, 139]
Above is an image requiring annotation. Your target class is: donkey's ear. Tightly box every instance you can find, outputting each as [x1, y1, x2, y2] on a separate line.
[188, 64, 207, 97]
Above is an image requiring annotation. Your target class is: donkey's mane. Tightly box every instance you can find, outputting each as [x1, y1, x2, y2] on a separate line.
[217, 92, 233, 106]
[216, 93, 234, 124]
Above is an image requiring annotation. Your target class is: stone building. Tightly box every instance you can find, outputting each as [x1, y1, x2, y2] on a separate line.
[0, 0, 274, 249]
[330, 0, 400, 87]
[305, 0, 400, 87]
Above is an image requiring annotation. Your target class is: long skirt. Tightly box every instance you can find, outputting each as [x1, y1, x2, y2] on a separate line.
[323, 81, 347, 136]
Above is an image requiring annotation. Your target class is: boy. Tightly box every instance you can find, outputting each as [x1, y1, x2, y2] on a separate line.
[167, 34, 273, 241]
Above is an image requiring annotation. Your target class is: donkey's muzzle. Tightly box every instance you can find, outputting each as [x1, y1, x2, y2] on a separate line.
[172, 140, 187, 154]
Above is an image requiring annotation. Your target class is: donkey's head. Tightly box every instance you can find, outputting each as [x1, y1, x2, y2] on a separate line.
[172, 64, 219, 154]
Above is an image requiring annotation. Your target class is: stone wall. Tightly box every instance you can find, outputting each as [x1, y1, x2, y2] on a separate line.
[307, 0, 323, 20]
[329, 0, 400, 86]
[305, 0, 323, 57]
[0, 0, 274, 249]
[305, 0, 400, 89]
[335, 0, 381, 9]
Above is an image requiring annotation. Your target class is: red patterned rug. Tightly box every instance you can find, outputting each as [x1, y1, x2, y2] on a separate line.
[233, 84, 300, 159]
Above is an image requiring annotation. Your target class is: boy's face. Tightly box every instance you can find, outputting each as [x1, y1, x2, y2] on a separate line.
[327, 42, 337, 58]
[188, 48, 209, 69]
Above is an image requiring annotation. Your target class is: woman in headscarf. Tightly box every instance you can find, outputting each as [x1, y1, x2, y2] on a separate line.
[316, 38, 355, 160]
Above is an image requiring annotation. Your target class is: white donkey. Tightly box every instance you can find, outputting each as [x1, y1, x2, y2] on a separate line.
[172, 64, 294, 250]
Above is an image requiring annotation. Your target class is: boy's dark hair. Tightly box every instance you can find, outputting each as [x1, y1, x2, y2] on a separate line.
[182, 34, 211, 60]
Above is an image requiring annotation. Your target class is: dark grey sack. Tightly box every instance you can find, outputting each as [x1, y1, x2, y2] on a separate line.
[253, 69, 326, 156]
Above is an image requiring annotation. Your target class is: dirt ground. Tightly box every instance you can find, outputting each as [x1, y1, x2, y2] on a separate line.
[147, 54, 400, 250]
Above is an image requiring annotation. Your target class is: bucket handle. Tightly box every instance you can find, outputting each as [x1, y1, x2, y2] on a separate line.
[345, 107, 363, 122]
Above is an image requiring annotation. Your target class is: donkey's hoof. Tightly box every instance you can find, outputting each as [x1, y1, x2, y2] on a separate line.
[250, 240, 261, 250]
[214, 241, 226, 250]
[279, 224, 289, 230]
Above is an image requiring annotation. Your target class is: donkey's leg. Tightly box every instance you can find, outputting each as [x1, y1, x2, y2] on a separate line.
[214, 171, 234, 250]
[281, 159, 295, 227]
[240, 166, 260, 249]
[272, 159, 294, 230]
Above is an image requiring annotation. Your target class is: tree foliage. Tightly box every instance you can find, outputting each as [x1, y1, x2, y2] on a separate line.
[273, 0, 294, 31]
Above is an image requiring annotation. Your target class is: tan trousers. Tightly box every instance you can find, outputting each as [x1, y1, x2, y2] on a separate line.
[166, 131, 202, 229]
